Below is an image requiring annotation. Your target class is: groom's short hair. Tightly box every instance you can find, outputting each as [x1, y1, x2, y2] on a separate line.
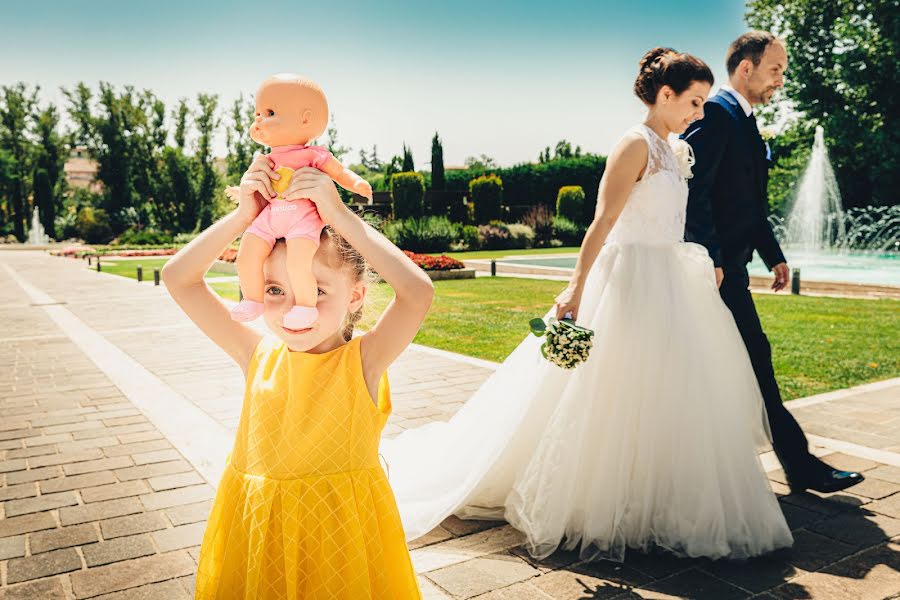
[726, 31, 778, 74]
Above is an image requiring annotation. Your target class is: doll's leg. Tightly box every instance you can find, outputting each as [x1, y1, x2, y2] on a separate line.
[231, 231, 273, 322]
[282, 237, 319, 329]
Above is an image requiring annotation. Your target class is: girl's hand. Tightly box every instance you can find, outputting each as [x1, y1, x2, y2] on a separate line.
[283, 167, 347, 224]
[233, 154, 279, 225]
[554, 284, 582, 321]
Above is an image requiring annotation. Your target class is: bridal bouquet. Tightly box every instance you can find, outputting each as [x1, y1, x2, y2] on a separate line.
[529, 316, 594, 369]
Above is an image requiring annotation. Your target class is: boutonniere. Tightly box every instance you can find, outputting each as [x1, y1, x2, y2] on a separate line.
[669, 138, 695, 179]
[759, 127, 775, 162]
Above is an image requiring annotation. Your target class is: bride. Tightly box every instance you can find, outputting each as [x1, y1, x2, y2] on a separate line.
[380, 47, 793, 562]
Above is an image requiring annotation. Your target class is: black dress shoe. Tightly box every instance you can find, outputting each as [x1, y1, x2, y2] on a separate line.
[786, 461, 865, 494]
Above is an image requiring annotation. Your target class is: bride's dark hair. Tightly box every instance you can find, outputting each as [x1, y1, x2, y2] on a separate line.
[634, 47, 714, 105]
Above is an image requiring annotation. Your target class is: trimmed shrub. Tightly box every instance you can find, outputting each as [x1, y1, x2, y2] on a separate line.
[391, 172, 426, 219]
[469, 174, 503, 224]
[115, 228, 173, 246]
[459, 224, 482, 251]
[557, 185, 585, 223]
[552, 215, 586, 246]
[521, 204, 554, 247]
[477, 221, 513, 250]
[75, 206, 113, 244]
[446, 155, 606, 214]
[383, 216, 459, 253]
[507, 223, 535, 249]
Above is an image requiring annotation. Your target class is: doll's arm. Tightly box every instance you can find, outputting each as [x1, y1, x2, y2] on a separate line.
[319, 155, 373, 201]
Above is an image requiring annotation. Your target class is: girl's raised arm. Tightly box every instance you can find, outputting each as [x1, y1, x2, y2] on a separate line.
[284, 167, 434, 379]
[161, 155, 278, 373]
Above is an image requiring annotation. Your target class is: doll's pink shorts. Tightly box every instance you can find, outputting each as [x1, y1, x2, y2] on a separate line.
[244, 199, 325, 248]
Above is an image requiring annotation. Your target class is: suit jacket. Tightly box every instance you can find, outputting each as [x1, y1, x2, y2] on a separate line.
[681, 89, 786, 271]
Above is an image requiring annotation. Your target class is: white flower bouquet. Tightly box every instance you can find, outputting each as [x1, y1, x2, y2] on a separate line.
[529, 316, 594, 370]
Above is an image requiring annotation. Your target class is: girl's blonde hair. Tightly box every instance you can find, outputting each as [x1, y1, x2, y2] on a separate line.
[320, 225, 373, 341]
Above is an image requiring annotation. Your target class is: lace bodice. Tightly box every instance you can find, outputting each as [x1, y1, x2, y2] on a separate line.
[605, 124, 689, 245]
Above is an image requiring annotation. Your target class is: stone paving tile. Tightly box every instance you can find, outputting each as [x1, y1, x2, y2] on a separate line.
[81, 533, 157, 567]
[425, 552, 541, 598]
[767, 542, 900, 600]
[5, 547, 82, 584]
[29, 523, 98, 554]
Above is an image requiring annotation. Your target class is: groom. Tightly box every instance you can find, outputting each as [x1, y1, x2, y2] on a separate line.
[682, 31, 863, 493]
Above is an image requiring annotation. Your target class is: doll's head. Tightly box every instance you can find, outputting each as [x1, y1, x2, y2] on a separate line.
[251, 74, 329, 148]
[262, 227, 372, 353]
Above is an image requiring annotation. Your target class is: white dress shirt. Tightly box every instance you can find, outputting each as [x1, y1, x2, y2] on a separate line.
[720, 83, 753, 117]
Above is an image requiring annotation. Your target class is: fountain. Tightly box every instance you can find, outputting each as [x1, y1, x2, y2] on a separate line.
[782, 126, 846, 249]
[27, 206, 50, 245]
[751, 125, 899, 287]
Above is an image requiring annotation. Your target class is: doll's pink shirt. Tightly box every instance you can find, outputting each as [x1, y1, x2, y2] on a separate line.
[243, 145, 332, 247]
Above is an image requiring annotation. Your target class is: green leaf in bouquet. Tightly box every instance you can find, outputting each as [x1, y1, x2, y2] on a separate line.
[540, 342, 549, 359]
[529, 318, 547, 336]
[559, 319, 594, 338]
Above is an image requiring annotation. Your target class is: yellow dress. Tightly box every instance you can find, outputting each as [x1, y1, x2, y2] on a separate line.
[194, 335, 421, 599]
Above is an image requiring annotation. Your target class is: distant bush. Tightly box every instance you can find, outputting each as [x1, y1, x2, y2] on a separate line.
[520, 204, 554, 247]
[469, 175, 503, 224]
[383, 216, 459, 253]
[75, 207, 113, 244]
[552, 215, 586, 246]
[557, 185, 585, 224]
[391, 172, 426, 219]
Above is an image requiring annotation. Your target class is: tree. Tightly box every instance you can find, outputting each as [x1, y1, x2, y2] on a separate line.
[324, 113, 350, 162]
[430, 132, 445, 190]
[194, 93, 220, 230]
[359, 144, 383, 171]
[32, 168, 53, 239]
[0, 83, 38, 241]
[224, 94, 256, 184]
[464, 154, 497, 170]
[384, 155, 403, 187]
[402, 143, 414, 172]
[747, 0, 899, 208]
[33, 105, 65, 236]
[173, 98, 189, 151]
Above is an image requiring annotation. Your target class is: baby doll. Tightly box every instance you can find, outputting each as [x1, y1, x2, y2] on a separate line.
[229, 74, 372, 329]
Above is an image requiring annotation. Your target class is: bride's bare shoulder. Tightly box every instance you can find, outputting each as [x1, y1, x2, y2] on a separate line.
[607, 131, 649, 174]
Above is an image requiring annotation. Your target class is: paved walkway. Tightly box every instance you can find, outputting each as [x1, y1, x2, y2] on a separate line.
[0, 249, 898, 599]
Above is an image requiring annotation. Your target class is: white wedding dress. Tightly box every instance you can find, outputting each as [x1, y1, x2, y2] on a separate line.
[380, 124, 793, 562]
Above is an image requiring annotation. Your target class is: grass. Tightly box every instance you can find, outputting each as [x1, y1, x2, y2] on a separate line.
[441, 247, 580, 260]
[93, 257, 234, 280]
[207, 277, 899, 401]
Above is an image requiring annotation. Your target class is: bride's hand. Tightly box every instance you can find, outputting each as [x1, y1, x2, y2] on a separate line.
[554, 284, 582, 321]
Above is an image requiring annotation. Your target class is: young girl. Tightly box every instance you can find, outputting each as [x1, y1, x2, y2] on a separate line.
[162, 155, 431, 599]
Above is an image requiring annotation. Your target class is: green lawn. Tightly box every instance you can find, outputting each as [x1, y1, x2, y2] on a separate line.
[442, 247, 580, 261]
[93, 257, 234, 280]
[208, 277, 899, 401]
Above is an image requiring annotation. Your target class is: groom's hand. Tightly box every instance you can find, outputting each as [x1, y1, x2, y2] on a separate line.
[772, 262, 789, 292]
[715, 268, 724, 289]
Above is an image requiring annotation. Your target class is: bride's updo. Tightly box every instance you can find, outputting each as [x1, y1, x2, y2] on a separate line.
[634, 47, 714, 105]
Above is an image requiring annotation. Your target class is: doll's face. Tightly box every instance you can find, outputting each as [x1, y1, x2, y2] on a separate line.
[657, 80, 711, 134]
[251, 77, 329, 147]
[262, 238, 366, 353]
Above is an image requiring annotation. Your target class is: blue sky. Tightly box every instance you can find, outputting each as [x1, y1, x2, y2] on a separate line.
[1, 0, 749, 167]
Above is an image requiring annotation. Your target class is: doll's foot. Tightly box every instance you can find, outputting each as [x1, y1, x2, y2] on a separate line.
[282, 306, 319, 330]
[231, 300, 264, 322]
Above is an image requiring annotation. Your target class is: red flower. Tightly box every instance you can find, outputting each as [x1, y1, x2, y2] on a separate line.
[402, 250, 464, 271]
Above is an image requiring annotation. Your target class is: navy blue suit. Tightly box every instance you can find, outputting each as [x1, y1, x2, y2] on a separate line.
[683, 89, 812, 474]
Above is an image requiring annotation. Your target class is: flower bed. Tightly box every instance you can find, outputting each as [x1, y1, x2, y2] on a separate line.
[219, 248, 238, 263]
[403, 250, 464, 271]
